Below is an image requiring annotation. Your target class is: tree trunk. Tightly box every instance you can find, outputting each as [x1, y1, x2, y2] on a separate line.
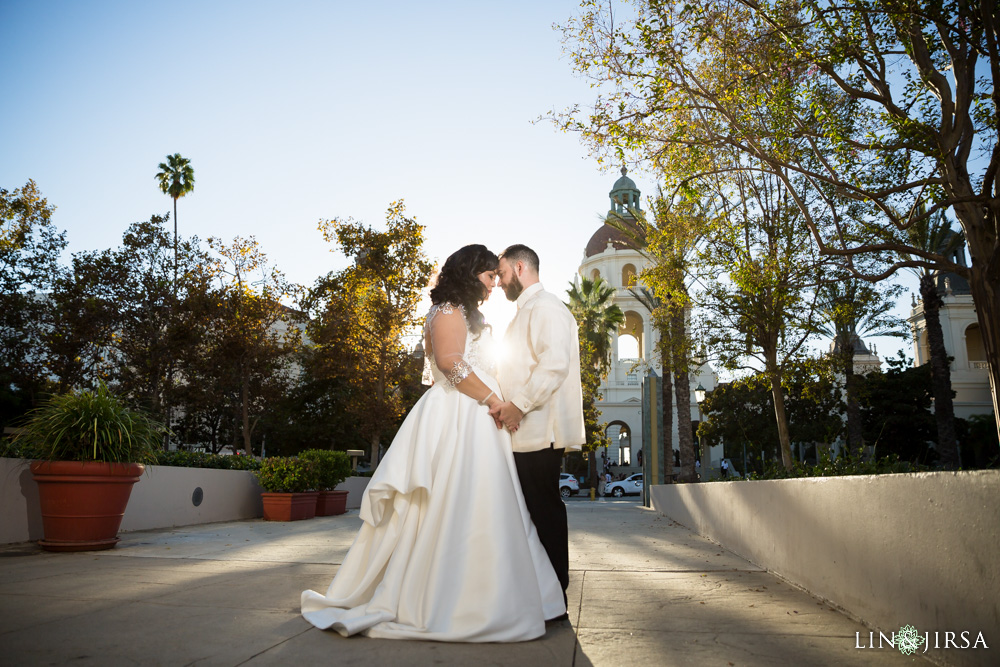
[967, 267, 1000, 447]
[672, 312, 696, 482]
[766, 353, 793, 470]
[842, 349, 864, 452]
[919, 273, 959, 467]
[660, 344, 674, 484]
[371, 346, 387, 469]
[241, 371, 252, 456]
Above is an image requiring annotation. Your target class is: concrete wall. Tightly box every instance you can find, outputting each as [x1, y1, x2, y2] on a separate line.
[2, 457, 370, 545]
[651, 471, 1000, 667]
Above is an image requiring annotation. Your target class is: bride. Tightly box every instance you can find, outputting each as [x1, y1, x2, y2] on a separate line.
[301, 244, 566, 642]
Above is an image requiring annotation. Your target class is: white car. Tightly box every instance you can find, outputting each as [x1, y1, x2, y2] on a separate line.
[559, 473, 579, 498]
[606, 473, 643, 497]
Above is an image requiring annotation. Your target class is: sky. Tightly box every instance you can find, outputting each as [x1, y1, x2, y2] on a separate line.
[0, 0, 917, 367]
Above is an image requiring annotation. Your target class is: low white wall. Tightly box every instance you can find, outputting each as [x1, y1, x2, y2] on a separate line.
[1, 457, 370, 545]
[651, 471, 1000, 667]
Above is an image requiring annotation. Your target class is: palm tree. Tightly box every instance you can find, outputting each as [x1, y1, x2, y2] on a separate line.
[815, 278, 906, 453]
[155, 153, 195, 289]
[568, 276, 624, 487]
[900, 209, 965, 468]
[567, 276, 624, 372]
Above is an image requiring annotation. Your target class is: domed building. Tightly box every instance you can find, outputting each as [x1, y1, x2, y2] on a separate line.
[578, 168, 719, 474]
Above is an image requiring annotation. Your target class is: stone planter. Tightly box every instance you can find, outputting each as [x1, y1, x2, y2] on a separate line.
[30, 461, 144, 552]
[261, 491, 319, 521]
[315, 489, 349, 516]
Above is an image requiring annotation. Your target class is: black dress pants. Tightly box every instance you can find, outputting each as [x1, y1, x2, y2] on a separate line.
[513, 446, 569, 602]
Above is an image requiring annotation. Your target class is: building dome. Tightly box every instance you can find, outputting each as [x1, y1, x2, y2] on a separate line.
[612, 171, 637, 191]
[608, 166, 641, 215]
[586, 224, 632, 258]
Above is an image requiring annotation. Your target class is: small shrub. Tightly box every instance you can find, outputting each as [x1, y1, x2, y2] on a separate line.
[298, 449, 352, 490]
[254, 457, 318, 493]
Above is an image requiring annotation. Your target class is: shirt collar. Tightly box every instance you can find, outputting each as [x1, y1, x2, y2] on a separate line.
[516, 282, 544, 309]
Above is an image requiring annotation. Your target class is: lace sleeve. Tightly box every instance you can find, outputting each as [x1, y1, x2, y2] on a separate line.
[427, 303, 471, 390]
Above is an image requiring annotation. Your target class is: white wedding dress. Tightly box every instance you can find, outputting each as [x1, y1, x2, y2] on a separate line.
[301, 302, 565, 642]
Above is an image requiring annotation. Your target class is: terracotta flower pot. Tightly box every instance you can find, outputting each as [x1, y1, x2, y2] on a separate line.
[261, 492, 319, 521]
[30, 460, 145, 552]
[316, 489, 349, 516]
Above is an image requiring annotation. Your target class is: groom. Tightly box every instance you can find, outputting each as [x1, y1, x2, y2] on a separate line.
[490, 244, 584, 615]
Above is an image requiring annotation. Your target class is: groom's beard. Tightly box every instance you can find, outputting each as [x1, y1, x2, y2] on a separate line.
[502, 274, 524, 301]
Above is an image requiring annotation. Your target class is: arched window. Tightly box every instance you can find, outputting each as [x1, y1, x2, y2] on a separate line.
[591, 268, 600, 281]
[618, 334, 639, 360]
[622, 263, 637, 288]
[966, 324, 986, 368]
[619, 310, 645, 359]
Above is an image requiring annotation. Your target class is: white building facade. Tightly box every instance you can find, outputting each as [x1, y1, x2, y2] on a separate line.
[908, 244, 994, 419]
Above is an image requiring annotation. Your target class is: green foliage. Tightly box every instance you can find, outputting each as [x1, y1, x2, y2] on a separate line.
[698, 361, 844, 476]
[298, 449, 352, 490]
[0, 180, 66, 429]
[254, 456, 318, 493]
[568, 276, 624, 373]
[155, 153, 195, 203]
[307, 201, 434, 464]
[858, 353, 939, 465]
[12, 383, 167, 463]
[745, 447, 929, 480]
[154, 450, 262, 471]
[957, 413, 1000, 469]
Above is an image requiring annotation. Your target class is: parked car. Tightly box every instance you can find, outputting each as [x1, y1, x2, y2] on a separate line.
[559, 473, 579, 498]
[606, 473, 643, 497]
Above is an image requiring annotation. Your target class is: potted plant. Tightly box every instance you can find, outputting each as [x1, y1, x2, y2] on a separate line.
[14, 383, 166, 552]
[300, 449, 352, 516]
[254, 457, 319, 521]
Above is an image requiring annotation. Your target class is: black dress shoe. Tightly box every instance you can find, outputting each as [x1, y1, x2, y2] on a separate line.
[546, 613, 570, 623]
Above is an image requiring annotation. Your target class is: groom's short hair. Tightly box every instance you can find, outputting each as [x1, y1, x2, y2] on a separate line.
[499, 244, 539, 273]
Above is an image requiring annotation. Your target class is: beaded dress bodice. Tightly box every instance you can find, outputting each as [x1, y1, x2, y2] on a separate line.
[422, 303, 497, 389]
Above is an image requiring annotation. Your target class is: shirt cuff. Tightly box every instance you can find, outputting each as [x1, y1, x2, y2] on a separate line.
[511, 393, 532, 414]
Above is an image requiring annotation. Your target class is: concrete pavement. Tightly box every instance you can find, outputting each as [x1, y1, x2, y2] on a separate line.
[0, 499, 928, 666]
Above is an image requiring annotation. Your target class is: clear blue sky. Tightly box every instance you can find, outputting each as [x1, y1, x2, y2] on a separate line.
[0, 0, 914, 364]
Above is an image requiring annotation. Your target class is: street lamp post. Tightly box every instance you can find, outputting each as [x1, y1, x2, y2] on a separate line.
[694, 383, 706, 477]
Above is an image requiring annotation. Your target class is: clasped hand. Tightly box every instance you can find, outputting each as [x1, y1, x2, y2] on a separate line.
[488, 401, 523, 433]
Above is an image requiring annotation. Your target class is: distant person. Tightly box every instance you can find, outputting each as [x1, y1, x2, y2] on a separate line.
[721, 459, 730, 478]
[302, 244, 564, 641]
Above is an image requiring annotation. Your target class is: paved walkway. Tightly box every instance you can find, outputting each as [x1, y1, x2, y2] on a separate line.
[0, 499, 927, 666]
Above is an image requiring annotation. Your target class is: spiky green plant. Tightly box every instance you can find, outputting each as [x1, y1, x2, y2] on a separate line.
[14, 383, 167, 463]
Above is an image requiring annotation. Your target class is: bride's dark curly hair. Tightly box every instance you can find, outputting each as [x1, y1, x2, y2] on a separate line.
[429, 244, 498, 335]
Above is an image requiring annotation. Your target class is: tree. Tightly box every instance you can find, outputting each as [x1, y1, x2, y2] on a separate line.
[207, 235, 303, 455]
[556, 0, 1000, 441]
[0, 181, 66, 424]
[628, 285, 677, 482]
[901, 208, 967, 466]
[568, 275, 624, 485]
[311, 201, 433, 468]
[155, 153, 195, 289]
[696, 166, 825, 470]
[858, 353, 939, 465]
[567, 276, 624, 369]
[815, 275, 906, 453]
[619, 193, 703, 482]
[699, 361, 843, 475]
